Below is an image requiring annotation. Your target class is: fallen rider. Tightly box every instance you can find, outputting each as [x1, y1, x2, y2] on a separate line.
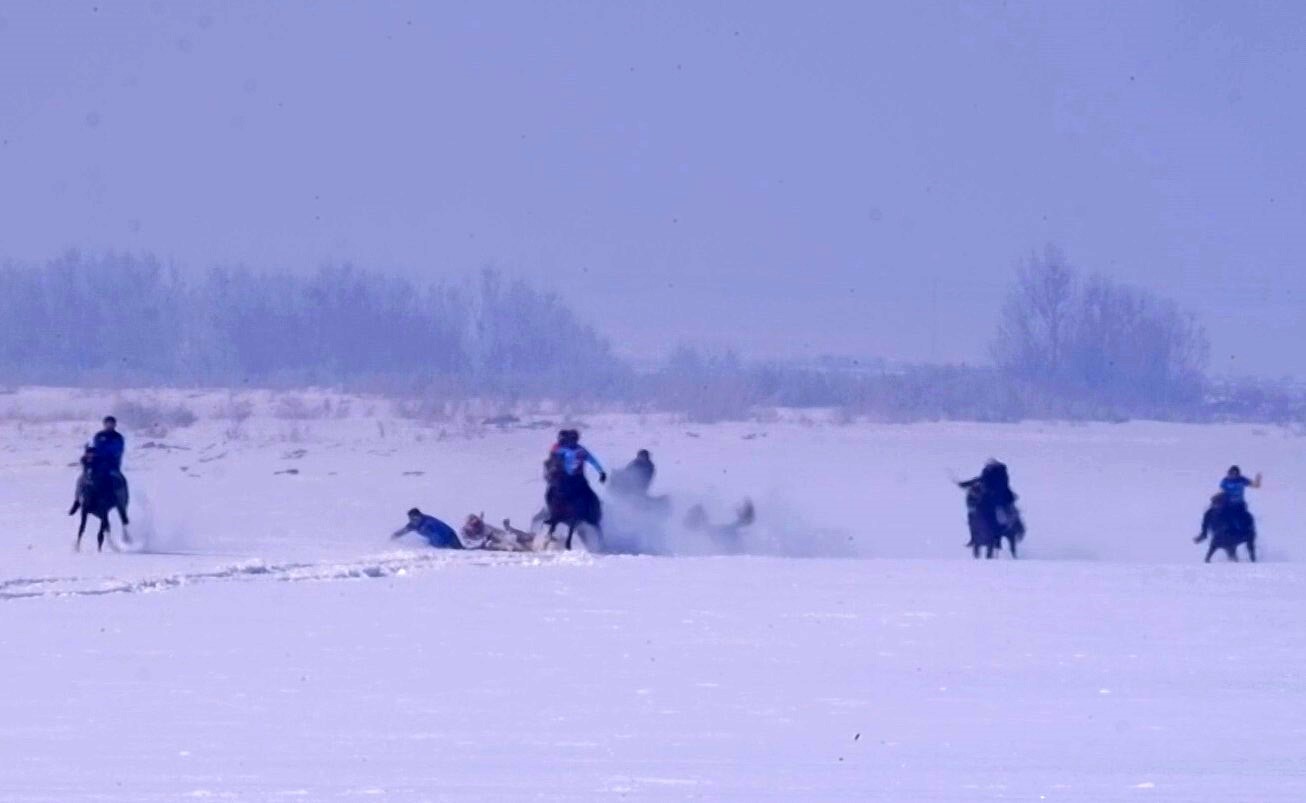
[391, 508, 463, 549]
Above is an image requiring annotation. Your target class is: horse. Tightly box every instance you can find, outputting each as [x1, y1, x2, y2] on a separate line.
[684, 498, 755, 553]
[534, 458, 604, 551]
[1195, 496, 1256, 562]
[461, 514, 558, 552]
[963, 483, 1024, 559]
[69, 468, 130, 552]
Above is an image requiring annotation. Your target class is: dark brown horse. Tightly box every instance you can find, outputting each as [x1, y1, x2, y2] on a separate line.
[1194, 494, 1256, 562]
[962, 482, 1024, 559]
[69, 467, 130, 552]
[532, 457, 603, 551]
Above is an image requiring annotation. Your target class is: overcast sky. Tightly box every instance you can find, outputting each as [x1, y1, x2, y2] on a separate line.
[1, 1, 1303, 376]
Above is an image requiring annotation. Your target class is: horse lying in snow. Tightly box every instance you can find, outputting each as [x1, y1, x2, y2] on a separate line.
[684, 498, 756, 553]
[461, 514, 565, 552]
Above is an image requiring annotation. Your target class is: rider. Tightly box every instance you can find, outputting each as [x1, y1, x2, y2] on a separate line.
[611, 448, 655, 496]
[392, 508, 463, 549]
[81, 416, 128, 524]
[1218, 465, 1261, 535]
[91, 416, 125, 478]
[545, 429, 607, 524]
[623, 449, 656, 494]
[549, 429, 607, 485]
[958, 459, 1017, 547]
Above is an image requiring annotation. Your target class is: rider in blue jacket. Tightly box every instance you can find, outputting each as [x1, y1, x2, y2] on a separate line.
[1218, 465, 1261, 535]
[90, 416, 125, 476]
[392, 508, 462, 549]
[549, 429, 607, 482]
[544, 429, 607, 527]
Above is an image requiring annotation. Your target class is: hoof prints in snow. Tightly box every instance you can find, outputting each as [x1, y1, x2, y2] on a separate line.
[0, 551, 590, 601]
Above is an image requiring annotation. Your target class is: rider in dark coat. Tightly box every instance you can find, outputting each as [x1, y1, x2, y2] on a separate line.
[611, 449, 655, 497]
[91, 416, 125, 476]
[959, 459, 1018, 547]
[77, 416, 129, 523]
[624, 449, 655, 494]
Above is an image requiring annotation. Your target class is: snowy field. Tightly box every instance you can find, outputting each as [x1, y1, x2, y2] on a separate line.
[1, 387, 1304, 801]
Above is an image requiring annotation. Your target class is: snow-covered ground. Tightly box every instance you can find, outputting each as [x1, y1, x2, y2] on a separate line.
[1, 388, 1303, 800]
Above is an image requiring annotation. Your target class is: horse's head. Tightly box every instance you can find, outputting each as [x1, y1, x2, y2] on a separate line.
[462, 514, 485, 539]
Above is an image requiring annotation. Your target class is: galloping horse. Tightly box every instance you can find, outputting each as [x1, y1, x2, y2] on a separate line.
[534, 456, 603, 551]
[962, 482, 1024, 559]
[69, 464, 130, 552]
[1194, 494, 1256, 562]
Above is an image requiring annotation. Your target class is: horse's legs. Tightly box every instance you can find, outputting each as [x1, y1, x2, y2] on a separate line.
[1226, 546, 1239, 562]
[1247, 540, 1257, 563]
[971, 544, 980, 559]
[75, 510, 89, 551]
[1204, 542, 1218, 563]
[97, 518, 109, 552]
[582, 525, 605, 554]
[985, 545, 996, 559]
[115, 503, 131, 543]
[1008, 537, 1019, 560]
[565, 523, 577, 551]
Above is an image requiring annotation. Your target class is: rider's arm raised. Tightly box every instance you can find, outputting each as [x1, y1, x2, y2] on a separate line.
[584, 450, 607, 481]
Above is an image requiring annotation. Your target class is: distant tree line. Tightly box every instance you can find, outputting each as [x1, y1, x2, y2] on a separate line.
[0, 251, 628, 395]
[0, 248, 1298, 422]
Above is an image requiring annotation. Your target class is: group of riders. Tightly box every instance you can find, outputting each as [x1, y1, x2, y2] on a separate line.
[956, 459, 1264, 561]
[391, 429, 661, 552]
[69, 416, 1264, 561]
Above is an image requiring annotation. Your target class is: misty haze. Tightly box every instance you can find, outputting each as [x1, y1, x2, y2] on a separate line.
[1, 3, 1303, 801]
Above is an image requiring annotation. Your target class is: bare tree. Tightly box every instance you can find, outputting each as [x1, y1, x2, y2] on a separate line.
[1071, 274, 1208, 404]
[991, 245, 1076, 382]
[992, 246, 1210, 410]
